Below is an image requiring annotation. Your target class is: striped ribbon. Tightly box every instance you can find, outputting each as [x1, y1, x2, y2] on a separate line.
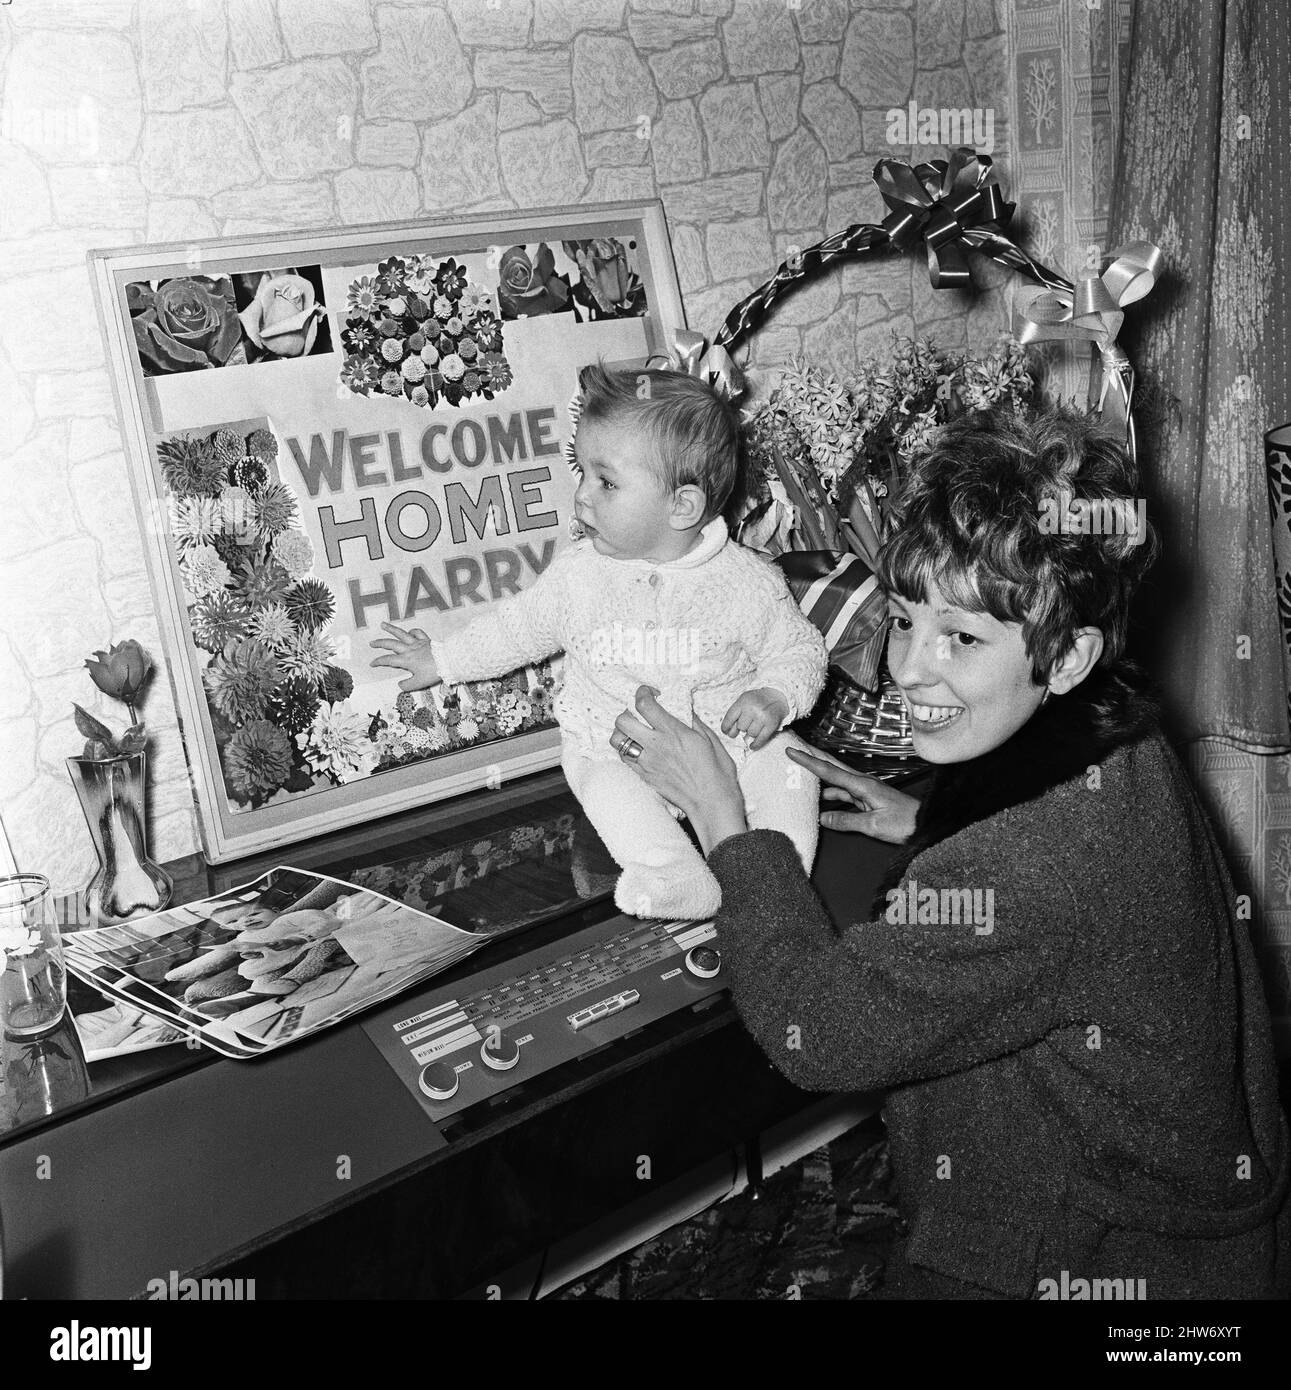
[774, 550, 888, 691]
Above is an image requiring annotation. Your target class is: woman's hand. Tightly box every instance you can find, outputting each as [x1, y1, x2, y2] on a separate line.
[612, 686, 749, 854]
[786, 744, 920, 844]
[370, 622, 442, 692]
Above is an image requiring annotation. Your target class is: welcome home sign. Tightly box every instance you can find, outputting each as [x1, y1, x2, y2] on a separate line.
[90, 205, 684, 861]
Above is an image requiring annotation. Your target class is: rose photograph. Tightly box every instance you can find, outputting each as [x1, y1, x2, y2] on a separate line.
[562, 237, 648, 322]
[231, 265, 332, 365]
[128, 265, 333, 377]
[496, 241, 574, 320]
[128, 274, 245, 376]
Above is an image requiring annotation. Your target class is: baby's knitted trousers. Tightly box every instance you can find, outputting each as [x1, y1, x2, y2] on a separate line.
[561, 733, 820, 921]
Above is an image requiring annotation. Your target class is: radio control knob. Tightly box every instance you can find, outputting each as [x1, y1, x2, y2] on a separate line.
[685, 945, 721, 979]
[480, 1029, 521, 1071]
[418, 1061, 459, 1100]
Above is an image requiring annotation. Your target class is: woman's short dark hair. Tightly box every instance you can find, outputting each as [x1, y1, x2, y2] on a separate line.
[877, 406, 1158, 682]
[576, 362, 741, 520]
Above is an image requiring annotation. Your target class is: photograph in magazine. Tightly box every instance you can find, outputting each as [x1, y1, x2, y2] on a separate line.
[61, 867, 482, 1058]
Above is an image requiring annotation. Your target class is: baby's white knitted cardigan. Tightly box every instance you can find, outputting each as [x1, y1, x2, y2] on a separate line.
[431, 517, 828, 760]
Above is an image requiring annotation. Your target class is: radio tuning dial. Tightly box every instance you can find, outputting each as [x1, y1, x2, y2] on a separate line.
[418, 1061, 459, 1100]
[684, 945, 721, 979]
[480, 1029, 521, 1071]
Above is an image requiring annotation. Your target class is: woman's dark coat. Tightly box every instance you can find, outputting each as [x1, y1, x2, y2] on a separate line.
[708, 667, 1290, 1299]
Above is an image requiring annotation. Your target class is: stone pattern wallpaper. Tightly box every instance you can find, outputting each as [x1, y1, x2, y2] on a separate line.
[0, 0, 1019, 888]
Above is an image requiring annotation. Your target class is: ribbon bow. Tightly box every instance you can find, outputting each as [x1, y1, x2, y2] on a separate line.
[875, 148, 1015, 290]
[1013, 241, 1163, 459]
[646, 328, 744, 403]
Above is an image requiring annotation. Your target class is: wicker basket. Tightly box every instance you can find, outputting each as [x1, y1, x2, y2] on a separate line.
[795, 661, 925, 775]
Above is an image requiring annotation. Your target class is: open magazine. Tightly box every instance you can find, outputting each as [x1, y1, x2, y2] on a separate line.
[62, 867, 484, 1060]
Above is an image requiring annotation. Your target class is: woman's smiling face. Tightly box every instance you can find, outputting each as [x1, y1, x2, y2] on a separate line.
[886, 577, 1048, 763]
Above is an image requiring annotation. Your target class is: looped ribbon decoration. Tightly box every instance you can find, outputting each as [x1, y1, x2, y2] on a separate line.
[874, 148, 1015, 290]
[715, 147, 1071, 351]
[646, 327, 744, 403]
[1013, 241, 1163, 460]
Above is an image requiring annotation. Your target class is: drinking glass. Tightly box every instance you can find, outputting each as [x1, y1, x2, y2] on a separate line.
[0, 875, 67, 1037]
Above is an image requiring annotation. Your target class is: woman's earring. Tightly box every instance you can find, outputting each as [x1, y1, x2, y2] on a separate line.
[1040, 687, 1052, 706]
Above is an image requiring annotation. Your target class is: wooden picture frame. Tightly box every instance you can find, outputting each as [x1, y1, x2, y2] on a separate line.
[89, 203, 686, 862]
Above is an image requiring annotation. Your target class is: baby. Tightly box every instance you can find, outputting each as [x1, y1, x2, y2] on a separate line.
[372, 363, 828, 920]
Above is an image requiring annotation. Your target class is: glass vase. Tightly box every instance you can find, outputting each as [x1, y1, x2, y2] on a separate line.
[66, 752, 172, 926]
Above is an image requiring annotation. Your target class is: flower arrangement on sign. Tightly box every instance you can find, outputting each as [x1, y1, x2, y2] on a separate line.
[157, 424, 559, 810]
[339, 254, 513, 409]
[708, 146, 1163, 763]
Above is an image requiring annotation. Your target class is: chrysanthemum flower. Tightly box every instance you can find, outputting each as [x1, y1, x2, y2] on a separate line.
[405, 725, 430, 751]
[457, 338, 477, 362]
[462, 370, 481, 393]
[253, 482, 297, 537]
[401, 356, 427, 383]
[285, 578, 335, 632]
[191, 591, 250, 653]
[246, 603, 294, 650]
[224, 719, 293, 798]
[159, 436, 226, 498]
[440, 353, 465, 382]
[280, 630, 336, 685]
[457, 716, 480, 741]
[380, 337, 405, 363]
[381, 369, 403, 395]
[420, 341, 440, 366]
[432, 294, 453, 320]
[202, 639, 282, 724]
[217, 486, 258, 538]
[296, 701, 378, 784]
[211, 428, 244, 468]
[181, 543, 233, 598]
[267, 675, 320, 736]
[273, 530, 314, 580]
[228, 454, 269, 492]
[319, 664, 353, 704]
[232, 555, 291, 609]
[172, 496, 222, 548]
[410, 385, 430, 407]
[247, 428, 278, 463]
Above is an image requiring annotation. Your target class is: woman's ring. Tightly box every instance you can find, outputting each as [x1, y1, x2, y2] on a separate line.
[618, 737, 643, 762]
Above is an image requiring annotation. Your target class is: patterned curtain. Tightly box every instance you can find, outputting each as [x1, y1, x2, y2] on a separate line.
[1108, 0, 1291, 750]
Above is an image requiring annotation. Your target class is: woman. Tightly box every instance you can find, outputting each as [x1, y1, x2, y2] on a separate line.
[610, 408, 1290, 1300]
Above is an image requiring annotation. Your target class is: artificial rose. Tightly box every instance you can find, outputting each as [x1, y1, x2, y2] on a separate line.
[239, 271, 323, 358]
[85, 640, 151, 706]
[129, 276, 242, 374]
[496, 243, 571, 319]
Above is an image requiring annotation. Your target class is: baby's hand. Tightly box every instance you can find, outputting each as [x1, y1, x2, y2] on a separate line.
[369, 622, 443, 692]
[721, 687, 790, 751]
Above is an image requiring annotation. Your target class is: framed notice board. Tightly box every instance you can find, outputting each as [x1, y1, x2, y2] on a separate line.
[90, 203, 685, 861]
